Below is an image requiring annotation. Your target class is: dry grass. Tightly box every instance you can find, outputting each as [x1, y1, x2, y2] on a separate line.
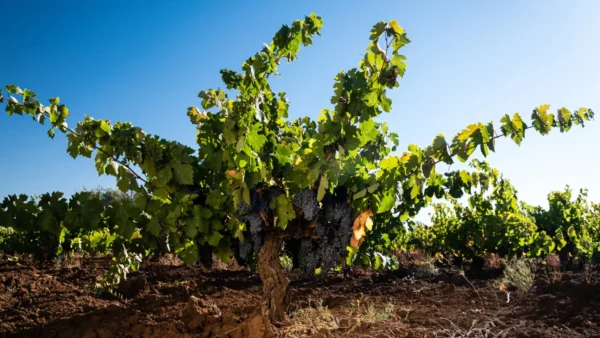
[432, 318, 524, 338]
[413, 258, 439, 279]
[157, 253, 184, 266]
[351, 297, 395, 324]
[284, 299, 340, 338]
[283, 297, 400, 338]
[211, 254, 245, 271]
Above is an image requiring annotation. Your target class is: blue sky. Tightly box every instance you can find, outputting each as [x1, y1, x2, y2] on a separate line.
[1, 1, 599, 221]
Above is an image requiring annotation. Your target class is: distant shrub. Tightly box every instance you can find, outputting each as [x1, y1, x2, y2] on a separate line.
[496, 259, 536, 294]
[82, 186, 134, 207]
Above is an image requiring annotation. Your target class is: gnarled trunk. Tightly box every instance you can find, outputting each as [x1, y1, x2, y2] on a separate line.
[258, 232, 290, 324]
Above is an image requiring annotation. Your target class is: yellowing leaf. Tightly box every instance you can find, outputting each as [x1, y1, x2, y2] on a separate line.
[354, 225, 366, 240]
[351, 210, 374, 248]
[400, 152, 411, 163]
[365, 217, 373, 231]
[388, 20, 404, 34]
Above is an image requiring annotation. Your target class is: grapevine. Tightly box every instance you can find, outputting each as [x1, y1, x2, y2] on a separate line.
[1, 14, 594, 326]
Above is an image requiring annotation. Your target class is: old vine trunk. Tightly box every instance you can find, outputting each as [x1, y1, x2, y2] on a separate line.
[258, 232, 290, 324]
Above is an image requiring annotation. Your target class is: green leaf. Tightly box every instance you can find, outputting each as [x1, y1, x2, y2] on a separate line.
[134, 193, 148, 209]
[5, 84, 23, 95]
[410, 178, 421, 199]
[317, 175, 328, 201]
[381, 97, 392, 112]
[157, 166, 173, 185]
[358, 119, 378, 146]
[367, 183, 380, 194]
[353, 189, 367, 200]
[555, 229, 567, 250]
[173, 163, 194, 185]
[269, 195, 295, 229]
[274, 145, 294, 165]
[153, 187, 170, 201]
[200, 207, 213, 219]
[379, 156, 399, 169]
[567, 225, 577, 240]
[23, 88, 36, 99]
[242, 186, 251, 205]
[211, 219, 224, 231]
[49, 111, 58, 123]
[236, 136, 245, 153]
[206, 190, 226, 209]
[208, 231, 222, 247]
[531, 104, 553, 135]
[146, 217, 161, 236]
[106, 158, 119, 176]
[184, 218, 198, 238]
[100, 121, 111, 134]
[117, 176, 130, 192]
[375, 193, 395, 214]
[370, 22, 387, 41]
[176, 241, 199, 265]
[246, 129, 267, 152]
[39, 210, 60, 235]
[59, 104, 69, 117]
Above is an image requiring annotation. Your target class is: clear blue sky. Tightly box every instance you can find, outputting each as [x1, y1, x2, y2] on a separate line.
[1, 1, 599, 221]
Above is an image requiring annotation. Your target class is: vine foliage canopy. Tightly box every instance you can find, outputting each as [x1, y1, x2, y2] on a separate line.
[1, 13, 594, 323]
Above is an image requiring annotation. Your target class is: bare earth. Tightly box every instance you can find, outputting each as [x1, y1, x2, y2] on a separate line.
[1, 255, 599, 338]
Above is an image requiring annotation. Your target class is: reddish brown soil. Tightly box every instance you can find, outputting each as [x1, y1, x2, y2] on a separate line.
[1, 255, 599, 338]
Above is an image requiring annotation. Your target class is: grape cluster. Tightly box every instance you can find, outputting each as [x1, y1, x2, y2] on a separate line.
[297, 238, 318, 274]
[382, 65, 400, 87]
[287, 187, 354, 276]
[292, 189, 319, 221]
[316, 190, 353, 273]
[235, 187, 285, 263]
[234, 185, 354, 275]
